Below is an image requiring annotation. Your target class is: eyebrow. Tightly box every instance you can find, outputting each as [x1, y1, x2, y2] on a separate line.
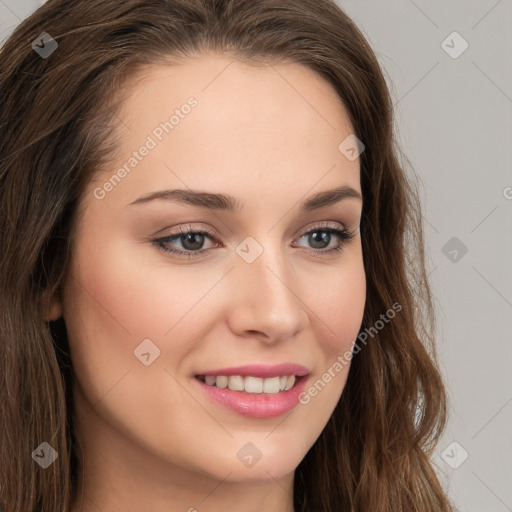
[127, 185, 362, 212]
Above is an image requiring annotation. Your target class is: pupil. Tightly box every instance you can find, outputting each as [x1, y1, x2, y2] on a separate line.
[310, 231, 330, 249]
[182, 233, 204, 250]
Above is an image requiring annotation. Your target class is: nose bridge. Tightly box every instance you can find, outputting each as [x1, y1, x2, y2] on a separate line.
[227, 236, 308, 340]
[247, 230, 294, 289]
[246, 248, 292, 306]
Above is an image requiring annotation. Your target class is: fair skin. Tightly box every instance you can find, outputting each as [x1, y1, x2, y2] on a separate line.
[47, 53, 366, 512]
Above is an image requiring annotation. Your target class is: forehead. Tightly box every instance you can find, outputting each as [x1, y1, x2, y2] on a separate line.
[116, 53, 354, 145]
[88, 54, 361, 209]
[121, 53, 349, 114]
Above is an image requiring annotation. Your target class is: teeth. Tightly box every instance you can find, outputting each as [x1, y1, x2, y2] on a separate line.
[262, 376, 280, 394]
[245, 376, 263, 393]
[216, 376, 228, 389]
[284, 375, 295, 391]
[200, 374, 297, 394]
[228, 376, 244, 391]
[205, 375, 216, 386]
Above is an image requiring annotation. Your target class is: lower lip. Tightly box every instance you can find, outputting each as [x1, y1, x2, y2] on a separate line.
[193, 376, 309, 418]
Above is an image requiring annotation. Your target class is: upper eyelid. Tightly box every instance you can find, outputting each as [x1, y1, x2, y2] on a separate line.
[152, 222, 357, 259]
[154, 223, 352, 255]
[157, 221, 347, 241]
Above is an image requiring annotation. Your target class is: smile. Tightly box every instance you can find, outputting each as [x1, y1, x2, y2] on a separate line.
[196, 374, 296, 394]
[193, 374, 309, 418]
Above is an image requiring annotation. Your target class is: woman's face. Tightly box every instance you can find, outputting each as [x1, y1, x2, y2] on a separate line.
[50, 54, 366, 502]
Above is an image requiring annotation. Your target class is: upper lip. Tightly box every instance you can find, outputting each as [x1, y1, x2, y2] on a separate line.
[195, 363, 310, 378]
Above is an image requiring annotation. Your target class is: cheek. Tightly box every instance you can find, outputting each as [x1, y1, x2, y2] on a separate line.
[62, 234, 228, 389]
[311, 254, 366, 356]
[295, 266, 365, 433]
[61, 237, 211, 452]
[65, 235, 208, 339]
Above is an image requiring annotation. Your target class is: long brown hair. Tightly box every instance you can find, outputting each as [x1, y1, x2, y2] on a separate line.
[0, 1, 454, 510]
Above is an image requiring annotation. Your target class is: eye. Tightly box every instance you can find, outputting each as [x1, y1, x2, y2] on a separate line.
[293, 222, 358, 256]
[152, 222, 358, 259]
[153, 224, 220, 259]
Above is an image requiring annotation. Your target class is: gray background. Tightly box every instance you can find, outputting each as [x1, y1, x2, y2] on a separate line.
[1, 1, 511, 511]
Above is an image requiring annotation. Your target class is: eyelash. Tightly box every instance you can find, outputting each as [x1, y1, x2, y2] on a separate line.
[152, 222, 358, 260]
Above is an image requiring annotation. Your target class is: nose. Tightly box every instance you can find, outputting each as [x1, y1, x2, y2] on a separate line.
[226, 244, 310, 344]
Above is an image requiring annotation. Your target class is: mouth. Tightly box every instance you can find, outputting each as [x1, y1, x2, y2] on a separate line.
[195, 374, 305, 395]
[193, 372, 310, 418]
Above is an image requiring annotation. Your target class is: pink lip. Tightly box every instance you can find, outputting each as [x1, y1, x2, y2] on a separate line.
[192, 374, 310, 418]
[194, 363, 310, 378]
